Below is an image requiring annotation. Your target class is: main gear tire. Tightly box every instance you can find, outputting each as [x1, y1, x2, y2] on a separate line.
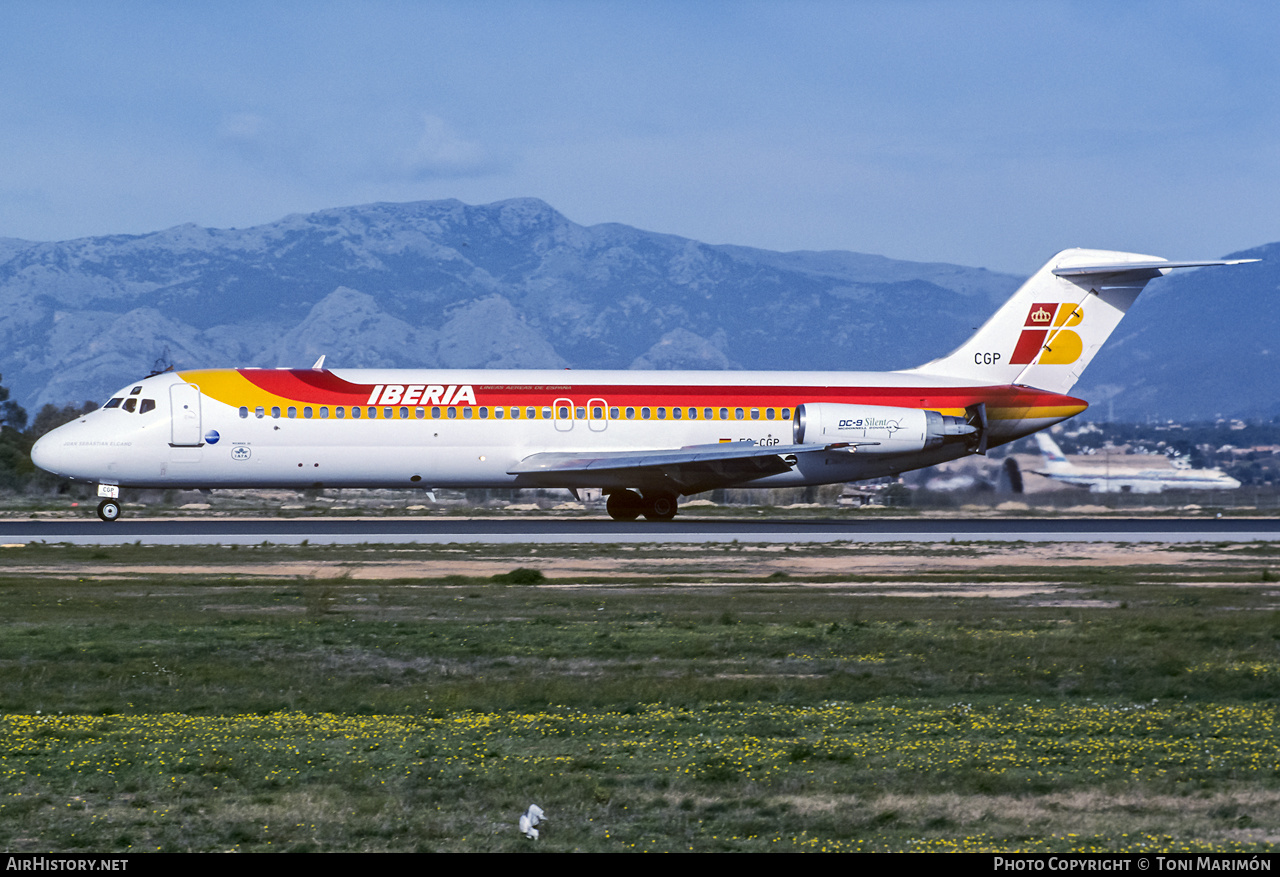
[641, 492, 678, 521]
[97, 499, 121, 522]
[606, 490, 643, 521]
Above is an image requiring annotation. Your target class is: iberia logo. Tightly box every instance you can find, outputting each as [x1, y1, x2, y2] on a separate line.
[1010, 302, 1084, 365]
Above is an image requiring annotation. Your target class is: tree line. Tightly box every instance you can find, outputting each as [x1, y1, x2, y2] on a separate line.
[0, 375, 97, 492]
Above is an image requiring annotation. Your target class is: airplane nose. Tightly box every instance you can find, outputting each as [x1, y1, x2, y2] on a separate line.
[30, 431, 64, 476]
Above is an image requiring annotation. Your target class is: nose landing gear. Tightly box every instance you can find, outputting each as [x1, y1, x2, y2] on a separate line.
[96, 499, 121, 522]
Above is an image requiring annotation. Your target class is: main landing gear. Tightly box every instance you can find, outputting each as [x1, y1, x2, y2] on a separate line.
[96, 499, 121, 522]
[606, 489, 678, 522]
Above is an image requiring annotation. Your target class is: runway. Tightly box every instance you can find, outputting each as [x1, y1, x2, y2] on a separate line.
[2, 515, 1278, 545]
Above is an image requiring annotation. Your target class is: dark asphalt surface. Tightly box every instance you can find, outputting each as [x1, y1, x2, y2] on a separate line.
[2, 515, 1277, 544]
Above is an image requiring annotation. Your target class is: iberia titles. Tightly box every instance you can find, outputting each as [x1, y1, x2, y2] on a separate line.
[366, 384, 477, 406]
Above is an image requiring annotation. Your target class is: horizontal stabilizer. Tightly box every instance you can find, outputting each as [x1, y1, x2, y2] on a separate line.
[1052, 259, 1257, 278]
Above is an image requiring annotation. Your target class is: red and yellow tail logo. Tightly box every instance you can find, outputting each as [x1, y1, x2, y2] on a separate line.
[1010, 302, 1084, 365]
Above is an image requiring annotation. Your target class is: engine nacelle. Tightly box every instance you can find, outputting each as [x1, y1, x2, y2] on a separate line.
[792, 403, 977, 454]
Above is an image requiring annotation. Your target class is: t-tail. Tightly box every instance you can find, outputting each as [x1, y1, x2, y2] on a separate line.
[903, 248, 1256, 395]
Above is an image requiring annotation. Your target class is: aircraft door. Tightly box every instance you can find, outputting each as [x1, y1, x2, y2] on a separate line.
[170, 383, 203, 446]
[588, 397, 608, 432]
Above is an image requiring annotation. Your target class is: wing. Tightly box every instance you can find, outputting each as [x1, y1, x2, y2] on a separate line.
[1032, 470, 1100, 490]
[508, 440, 861, 495]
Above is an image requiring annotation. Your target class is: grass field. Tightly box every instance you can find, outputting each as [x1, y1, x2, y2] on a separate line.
[1, 539, 1278, 852]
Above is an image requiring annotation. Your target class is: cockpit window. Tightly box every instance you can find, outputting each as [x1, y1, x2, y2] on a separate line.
[122, 398, 138, 413]
[104, 398, 123, 409]
[139, 399, 156, 414]
[129, 386, 142, 395]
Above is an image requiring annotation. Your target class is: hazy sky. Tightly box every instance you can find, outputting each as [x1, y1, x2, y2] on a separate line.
[3, 1, 1277, 273]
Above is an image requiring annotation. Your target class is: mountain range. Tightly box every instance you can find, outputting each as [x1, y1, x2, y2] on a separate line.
[0, 198, 1272, 422]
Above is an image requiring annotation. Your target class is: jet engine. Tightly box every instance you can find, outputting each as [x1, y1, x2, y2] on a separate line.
[792, 403, 977, 454]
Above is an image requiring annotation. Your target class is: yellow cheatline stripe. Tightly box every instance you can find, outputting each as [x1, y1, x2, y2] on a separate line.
[989, 404, 1088, 421]
[178, 369, 293, 411]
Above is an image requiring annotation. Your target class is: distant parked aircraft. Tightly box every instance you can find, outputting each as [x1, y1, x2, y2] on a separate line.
[1033, 433, 1240, 494]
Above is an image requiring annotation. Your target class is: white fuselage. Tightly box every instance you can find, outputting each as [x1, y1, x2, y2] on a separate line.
[1037, 468, 1241, 494]
[31, 367, 1077, 494]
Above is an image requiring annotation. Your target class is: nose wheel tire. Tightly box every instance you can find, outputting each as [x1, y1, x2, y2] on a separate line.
[641, 492, 678, 521]
[606, 490, 643, 521]
[96, 499, 121, 522]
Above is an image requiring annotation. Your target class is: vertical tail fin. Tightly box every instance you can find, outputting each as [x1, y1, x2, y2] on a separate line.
[903, 249, 1255, 394]
[1033, 432, 1075, 475]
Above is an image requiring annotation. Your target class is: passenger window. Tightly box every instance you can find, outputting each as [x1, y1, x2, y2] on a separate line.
[782, 408, 791, 420]
[657, 407, 667, 420]
[352, 407, 361, 419]
[431, 407, 440, 419]
[304, 407, 313, 419]
[272, 407, 281, 418]
[336, 407, 345, 419]
[735, 408, 744, 420]
[479, 407, 488, 419]
[384, 407, 393, 419]
[593, 406, 604, 419]
[123, 398, 137, 413]
[541, 407, 551, 419]
[320, 407, 329, 419]
[494, 407, 503, 419]
[238, 406, 248, 418]
[399, 407, 408, 419]
[766, 408, 775, 420]
[510, 407, 520, 419]
[105, 398, 123, 409]
[464, 408, 473, 419]
[288, 407, 297, 418]
[368, 407, 377, 418]
[689, 408, 697, 420]
[139, 399, 156, 414]
[625, 407, 635, 419]
[751, 408, 759, 420]
[609, 407, 619, 419]
[672, 407, 681, 420]
[718, 408, 727, 421]
[705, 408, 713, 420]
[641, 407, 651, 420]
[415, 407, 425, 419]
[256, 406, 265, 419]
[447, 407, 456, 419]
[558, 406, 569, 419]
[575, 407, 585, 419]
[527, 407, 536, 419]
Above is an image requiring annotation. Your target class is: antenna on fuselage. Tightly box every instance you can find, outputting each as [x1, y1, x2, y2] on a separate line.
[147, 345, 175, 377]
[312, 355, 326, 369]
